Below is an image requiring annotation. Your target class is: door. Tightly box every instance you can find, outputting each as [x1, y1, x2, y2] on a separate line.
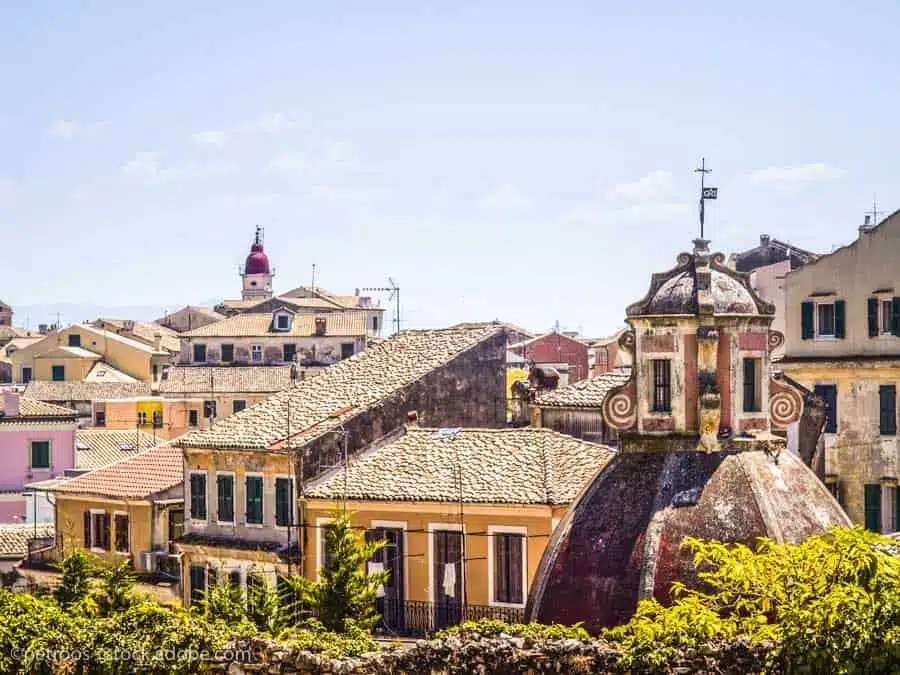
[367, 527, 405, 631]
[168, 508, 185, 545]
[433, 530, 463, 630]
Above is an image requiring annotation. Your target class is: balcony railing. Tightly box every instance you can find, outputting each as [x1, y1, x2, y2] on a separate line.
[373, 599, 525, 638]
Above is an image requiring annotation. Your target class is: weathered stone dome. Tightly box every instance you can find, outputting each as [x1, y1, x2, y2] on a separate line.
[526, 445, 851, 632]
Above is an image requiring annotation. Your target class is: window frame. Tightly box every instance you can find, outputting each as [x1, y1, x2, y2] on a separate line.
[192, 343, 207, 363]
[275, 314, 291, 331]
[51, 365, 65, 381]
[879, 385, 897, 436]
[21, 367, 32, 384]
[283, 343, 297, 363]
[95, 411, 106, 427]
[274, 476, 295, 528]
[137, 411, 148, 426]
[216, 471, 236, 524]
[487, 525, 527, 608]
[89, 508, 110, 552]
[113, 511, 130, 554]
[67, 334, 81, 348]
[315, 516, 335, 581]
[814, 384, 838, 434]
[189, 564, 207, 605]
[742, 357, 762, 413]
[221, 343, 235, 363]
[203, 400, 217, 419]
[340, 342, 355, 360]
[651, 359, 672, 413]
[864, 484, 882, 533]
[188, 409, 199, 427]
[245, 473, 265, 526]
[881, 300, 894, 336]
[189, 471, 208, 522]
[29, 440, 51, 470]
[250, 344, 263, 362]
[816, 302, 835, 337]
[232, 399, 247, 414]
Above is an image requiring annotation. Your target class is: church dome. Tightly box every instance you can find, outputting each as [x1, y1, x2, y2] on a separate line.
[245, 242, 270, 275]
[526, 447, 851, 632]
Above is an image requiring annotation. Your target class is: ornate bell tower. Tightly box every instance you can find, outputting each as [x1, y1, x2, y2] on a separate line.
[240, 226, 274, 301]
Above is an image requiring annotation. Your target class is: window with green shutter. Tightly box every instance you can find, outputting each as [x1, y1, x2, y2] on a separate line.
[801, 301, 814, 340]
[275, 478, 293, 527]
[893, 297, 900, 335]
[894, 488, 900, 535]
[190, 473, 207, 520]
[246, 476, 264, 524]
[864, 484, 881, 533]
[834, 299, 846, 338]
[813, 385, 837, 433]
[189, 565, 207, 605]
[51, 365, 65, 381]
[30, 441, 51, 469]
[217, 474, 234, 522]
[868, 298, 879, 337]
[880, 385, 897, 436]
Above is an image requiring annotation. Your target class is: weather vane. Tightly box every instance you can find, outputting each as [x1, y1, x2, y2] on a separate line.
[694, 157, 718, 239]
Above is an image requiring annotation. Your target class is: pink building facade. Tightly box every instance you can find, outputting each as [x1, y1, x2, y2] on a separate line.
[0, 391, 77, 524]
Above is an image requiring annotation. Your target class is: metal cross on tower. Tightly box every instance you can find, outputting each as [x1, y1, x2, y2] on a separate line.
[694, 157, 718, 239]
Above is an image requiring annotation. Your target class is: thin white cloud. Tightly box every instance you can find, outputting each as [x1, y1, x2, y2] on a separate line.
[257, 112, 303, 135]
[608, 170, 676, 203]
[744, 163, 847, 188]
[120, 152, 235, 186]
[46, 119, 80, 139]
[267, 151, 309, 173]
[192, 130, 227, 147]
[484, 183, 531, 209]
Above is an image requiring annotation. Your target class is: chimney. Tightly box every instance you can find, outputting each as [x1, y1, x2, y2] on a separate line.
[407, 410, 419, 426]
[153, 332, 163, 351]
[2, 391, 20, 418]
[123, 319, 135, 332]
[314, 317, 327, 336]
[859, 215, 874, 234]
[759, 234, 770, 247]
[38, 324, 48, 335]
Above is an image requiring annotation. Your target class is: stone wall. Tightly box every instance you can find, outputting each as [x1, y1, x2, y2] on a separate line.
[210, 634, 774, 674]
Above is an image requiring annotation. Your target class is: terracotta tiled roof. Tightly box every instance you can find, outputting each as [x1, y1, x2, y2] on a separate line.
[181, 312, 370, 338]
[0, 396, 77, 422]
[306, 426, 614, 505]
[75, 429, 159, 470]
[176, 323, 505, 450]
[535, 368, 632, 408]
[53, 442, 183, 499]
[24, 381, 152, 402]
[94, 320, 181, 353]
[0, 523, 54, 558]
[158, 365, 294, 394]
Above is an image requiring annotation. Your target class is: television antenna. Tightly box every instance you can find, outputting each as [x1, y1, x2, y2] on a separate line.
[361, 277, 400, 335]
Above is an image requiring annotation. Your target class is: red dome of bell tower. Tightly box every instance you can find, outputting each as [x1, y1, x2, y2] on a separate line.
[240, 225, 275, 301]
[244, 228, 270, 275]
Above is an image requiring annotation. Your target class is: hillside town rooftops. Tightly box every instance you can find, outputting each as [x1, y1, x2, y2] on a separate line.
[534, 368, 632, 408]
[52, 442, 182, 499]
[0, 394, 77, 422]
[306, 426, 614, 505]
[176, 323, 506, 450]
[0, 523, 54, 559]
[181, 312, 370, 338]
[74, 429, 159, 470]
[158, 365, 294, 394]
[24, 381, 152, 402]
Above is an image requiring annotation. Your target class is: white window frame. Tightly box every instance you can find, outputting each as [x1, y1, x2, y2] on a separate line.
[816, 301, 836, 339]
[244, 472, 266, 528]
[215, 471, 236, 524]
[427, 522, 465, 604]
[29, 439, 52, 470]
[113, 510, 130, 555]
[89, 508, 107, 553]
[250, 344, 263, 362]
[487, 525, 528, 608]
[315, 516, 334, 581]
[274, 474, 297, 530]
[739, 353, 767, 418]
[188, 470, 210, 525]
[880, 299, 894, 336]
[274, 313, 291, 331]
[370, 519, 409, 599]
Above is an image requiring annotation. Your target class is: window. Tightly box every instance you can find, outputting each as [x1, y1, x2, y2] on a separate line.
[275, 477, 293, 527]
[276, 314, 290, 330]
[742, 358, 761, 413]
[203, 400, 217, 419]
[84, 511, 111, 550]
[21, 367, 32, 384]
[817, 303, 835, 336]
[114, 514, 129, 553]
[880, 385, 897, 436]
[341, 343, 354, 360]
[882, 300, 893, 335]
[95, 411, 106, 427]
[372, 316, 379, 331]
[283, 343, 297, 363]
[246, 475, 264, 524]
[864, 484, 882, 533]
[188, 410, 199, 427]
[492, 531, 525, 605]
[189, 565, 207, 605]
[814, 385, 838, 433]
[232, 400, 246, 414]
[320, 521, 337, 570]
[221, 344, 234, 363]
[870, 297, 900, 337]
[803, 300, 846, 339]
[137, 411, 148, 426]
[251, 344, 263, 362]
[30, 441, 50, 469]
[228, 570, 242, 588]
[216, 474, 235, 523]
[68, 334, 81, 347]
[193, 344, 207, 363]
[190, 473, 207, 520]
[152, 410, 163, 429]
[51, 365, 65, 381]
[651, 360, 671, 413]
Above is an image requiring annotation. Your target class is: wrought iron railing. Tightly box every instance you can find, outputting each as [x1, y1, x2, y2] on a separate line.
[374, 599, 525, 638]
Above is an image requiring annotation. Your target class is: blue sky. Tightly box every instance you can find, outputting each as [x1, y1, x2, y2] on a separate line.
[2, 1, 898, 336]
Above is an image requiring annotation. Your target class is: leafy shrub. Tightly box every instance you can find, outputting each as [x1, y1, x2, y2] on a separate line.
[277, 618, 379, 658]
[436, 618, 590, 642]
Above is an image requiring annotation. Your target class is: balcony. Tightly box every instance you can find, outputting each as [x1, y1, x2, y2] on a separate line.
[373, 599, 525, 638]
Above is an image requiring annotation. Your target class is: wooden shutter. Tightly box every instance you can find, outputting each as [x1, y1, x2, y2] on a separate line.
[880, 385, 897, 436]
[115, 514, 129, 552]
[508, 535, 523, 604]
[893, 297, 900, 335]
[494, 535, 508, 603]
[834, 300, 846, 339]
[83, 511, 91, 546]
[864, 485, 882, 533]
[868, 298, 879, 337]
[801, 301, 814, 340]
[102, 514, 111, 551]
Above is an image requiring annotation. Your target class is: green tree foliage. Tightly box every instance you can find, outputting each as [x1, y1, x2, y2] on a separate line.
[436, 618, 590, 641]
[54, 549, 92, 609]
[607, 526, 900, 673]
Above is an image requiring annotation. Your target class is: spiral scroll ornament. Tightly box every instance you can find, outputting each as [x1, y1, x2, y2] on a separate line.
[618, 330, 635, 354]
[603, 391, 637, 430]
[767, 330, 785, 352]
[769, 389, 803, 428]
